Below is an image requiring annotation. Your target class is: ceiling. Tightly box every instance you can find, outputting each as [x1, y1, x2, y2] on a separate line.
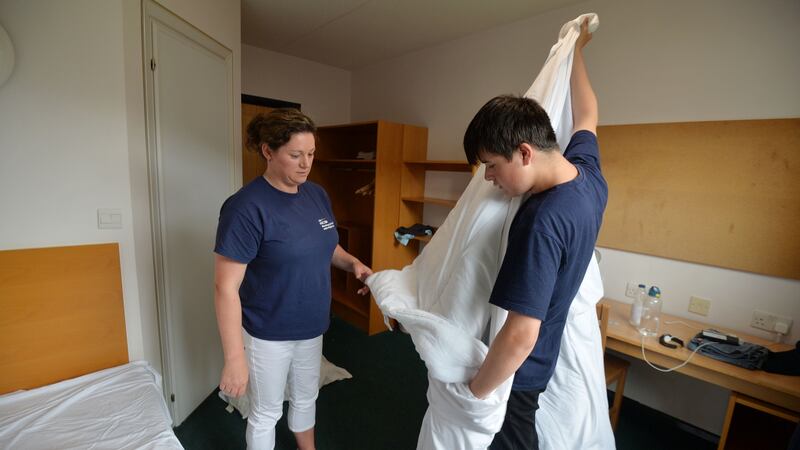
[242, 0, 583, 70]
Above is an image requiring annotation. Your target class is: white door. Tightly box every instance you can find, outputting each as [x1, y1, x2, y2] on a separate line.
[144, 1, 236, 425]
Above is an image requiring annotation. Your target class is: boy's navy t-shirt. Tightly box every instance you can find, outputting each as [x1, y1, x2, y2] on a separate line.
[214, 177, 338, 341]
[489, 130, 608, 391]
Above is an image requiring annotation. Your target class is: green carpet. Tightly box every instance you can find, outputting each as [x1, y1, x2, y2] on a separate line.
[174, 316, 717, 449]
[175, 316, 428, 449]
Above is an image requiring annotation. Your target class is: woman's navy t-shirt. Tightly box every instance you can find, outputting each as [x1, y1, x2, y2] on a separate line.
[489, 130, 608, 391]
[214, 177, 338, 341]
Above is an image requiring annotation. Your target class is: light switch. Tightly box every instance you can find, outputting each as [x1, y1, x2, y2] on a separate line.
[98, 208, 122, 229]
[688, 296, 711, 316]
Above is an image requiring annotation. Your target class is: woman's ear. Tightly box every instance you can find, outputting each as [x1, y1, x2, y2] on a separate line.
[261, 143, 271, 162]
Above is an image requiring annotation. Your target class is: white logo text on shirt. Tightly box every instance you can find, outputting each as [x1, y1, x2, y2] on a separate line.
[318, 218, 335, 231]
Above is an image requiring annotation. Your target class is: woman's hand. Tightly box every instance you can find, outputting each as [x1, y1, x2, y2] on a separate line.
[332, 244, 374, 295]
[219, 355, 249, 398]
[352, 260, 373, 295]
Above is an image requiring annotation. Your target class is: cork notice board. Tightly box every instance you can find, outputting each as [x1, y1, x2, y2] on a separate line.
[596, 118, 800, 280]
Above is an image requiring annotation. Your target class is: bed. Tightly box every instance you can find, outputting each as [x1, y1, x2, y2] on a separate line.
[0, 243, 183, 449]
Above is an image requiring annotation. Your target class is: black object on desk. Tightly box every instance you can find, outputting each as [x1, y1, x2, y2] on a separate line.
[763, 340, 800, 376]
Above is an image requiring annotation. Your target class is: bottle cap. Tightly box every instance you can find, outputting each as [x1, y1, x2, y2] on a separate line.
[648, 286, 661, 298]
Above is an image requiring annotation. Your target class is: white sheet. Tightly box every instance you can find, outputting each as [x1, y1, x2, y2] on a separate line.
[536, 257, 614, 450]
[0, 361, 182, 450]
[368, 166, 514, 449]
[368, 12, 613, 450]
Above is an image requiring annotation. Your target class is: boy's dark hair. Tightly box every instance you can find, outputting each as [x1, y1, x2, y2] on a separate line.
[463, 95, 559, 165]
[245, 108, 316, 158]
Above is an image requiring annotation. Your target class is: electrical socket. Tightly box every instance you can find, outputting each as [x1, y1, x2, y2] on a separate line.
[752, 310, 770, 331]
[625, 282, 639, 298]
[688, 296, 711, 316]
[751, 310, 794, 334]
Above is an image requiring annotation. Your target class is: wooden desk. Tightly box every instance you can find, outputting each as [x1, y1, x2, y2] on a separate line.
[601, 298, 800, 412]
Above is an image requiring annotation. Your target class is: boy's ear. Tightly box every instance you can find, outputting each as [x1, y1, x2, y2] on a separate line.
[519, 143, 535, 165]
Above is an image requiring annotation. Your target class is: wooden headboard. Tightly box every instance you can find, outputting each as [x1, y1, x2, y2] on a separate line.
[0, 243, 128, 394]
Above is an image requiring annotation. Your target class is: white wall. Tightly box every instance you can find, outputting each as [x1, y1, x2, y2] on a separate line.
[0, 0, 240, 375]
[243, 44, 351, 126]
[0, 0, 146, 361]
[351, 0, 800, 435]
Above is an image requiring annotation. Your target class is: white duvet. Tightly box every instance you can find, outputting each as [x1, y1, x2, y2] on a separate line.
[0, 361, 183, 450]
[367, 13, 614, 450]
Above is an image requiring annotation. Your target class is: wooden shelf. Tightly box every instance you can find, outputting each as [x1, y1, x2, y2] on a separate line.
[315, 159, 375, 168]
[404, 160, 472, 172]
[336, 221, 371, 231]
[332, 287, 369, 318]
[401, 196, 457, 208]
[331, 290, 369, 332]
[399, 157, 471, 270]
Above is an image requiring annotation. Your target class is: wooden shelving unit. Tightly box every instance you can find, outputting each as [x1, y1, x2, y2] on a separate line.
[315, 159, 376, 168]
[400, 196, 458, 208]
[403, 160, 473, 172]
[308, 120, 428, 335]
[399, 154, 473, 253]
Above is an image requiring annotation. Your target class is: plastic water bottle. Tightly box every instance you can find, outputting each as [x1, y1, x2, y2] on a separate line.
[629, 284, 647, 327]
[639, 286, 662, 337]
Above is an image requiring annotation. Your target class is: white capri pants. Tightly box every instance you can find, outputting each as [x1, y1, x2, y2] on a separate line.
[245, 332, 322, 450]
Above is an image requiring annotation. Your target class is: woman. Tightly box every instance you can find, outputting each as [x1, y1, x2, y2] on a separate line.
[214, 108, 372, 450]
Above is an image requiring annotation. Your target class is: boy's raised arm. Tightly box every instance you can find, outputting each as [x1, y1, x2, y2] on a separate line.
[571, 19, 597, 135]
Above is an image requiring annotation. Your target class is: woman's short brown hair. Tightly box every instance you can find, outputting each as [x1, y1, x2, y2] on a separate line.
[245, 108, 316, 158]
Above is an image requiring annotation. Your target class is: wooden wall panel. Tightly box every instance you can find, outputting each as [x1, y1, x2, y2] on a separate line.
[0, 243, 128, 393]
[597, 119, 800, 279]
[241, 102, 271, 185]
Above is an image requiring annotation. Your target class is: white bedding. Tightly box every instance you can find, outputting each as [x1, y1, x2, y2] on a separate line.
[0, 361, 183, 450]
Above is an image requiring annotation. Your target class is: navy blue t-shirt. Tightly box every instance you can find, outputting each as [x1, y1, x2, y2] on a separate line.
[214, 177, 339, 341]
[489, 130, 608, 391]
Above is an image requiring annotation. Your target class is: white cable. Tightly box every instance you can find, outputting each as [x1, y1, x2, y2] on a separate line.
[640, 333, 715, 373]
[663, 320, 695, 329]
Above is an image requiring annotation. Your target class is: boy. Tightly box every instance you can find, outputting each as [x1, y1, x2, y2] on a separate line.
[464, 20, 605, 449]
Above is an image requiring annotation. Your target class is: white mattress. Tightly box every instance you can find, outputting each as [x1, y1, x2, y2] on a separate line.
[0, 361, 183, 449]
